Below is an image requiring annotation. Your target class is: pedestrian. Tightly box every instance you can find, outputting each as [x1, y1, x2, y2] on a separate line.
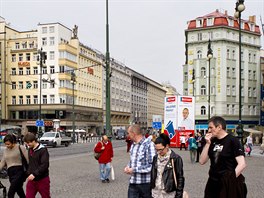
[188, 134, 197, 164]
[245, 133, 253, 156]
[195, 132, 205, 162]
[94, 135, 113, 183]
[151, 133, 185, 198]
[125, 135, 132, 153]
[124, 124, 156, 198]
[0, 134, 28, 198]
[200, 116, 247, 198]
[179, 135, 187, 151]
[23, 132, 51, 198]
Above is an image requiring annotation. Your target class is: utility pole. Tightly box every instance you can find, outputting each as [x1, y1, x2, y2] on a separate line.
[71, 71, 76, 143]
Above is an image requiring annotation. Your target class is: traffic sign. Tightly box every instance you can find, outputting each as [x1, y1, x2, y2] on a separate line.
[36, 120, 44, 127]
[152, 122, 162, 129]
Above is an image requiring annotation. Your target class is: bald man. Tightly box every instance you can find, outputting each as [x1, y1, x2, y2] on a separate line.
[94, 135, 113, 183]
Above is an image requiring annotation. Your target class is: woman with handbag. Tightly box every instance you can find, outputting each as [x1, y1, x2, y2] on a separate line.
[151, 133, 187, 198]
[188, 134, 197, 164]
[0, 134, 29, 198]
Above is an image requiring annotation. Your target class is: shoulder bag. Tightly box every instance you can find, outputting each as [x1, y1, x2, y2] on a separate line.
[94, 141, 103, 160]
[18, 145, 28, 181]
[171, 158, 189, 198]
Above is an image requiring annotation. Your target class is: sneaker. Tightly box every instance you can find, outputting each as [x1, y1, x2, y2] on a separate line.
[105, 178, 110, 183]
[102, 180, 106, 183]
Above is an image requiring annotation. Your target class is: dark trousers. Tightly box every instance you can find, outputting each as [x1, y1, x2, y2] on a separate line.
[180, 143, 187, 150]
[196, 147, 203, 162]
[128, 183, 151, 198]
[7, 166, 26, 198]
[26, 176, 50, 198]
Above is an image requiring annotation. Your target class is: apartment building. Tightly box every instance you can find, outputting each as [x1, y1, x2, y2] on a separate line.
[183, 9, 261, 132]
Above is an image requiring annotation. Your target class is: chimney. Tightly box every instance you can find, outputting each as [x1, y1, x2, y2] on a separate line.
[225, 10, 228, 16]
[216, 9, 219, 13]
[248, 15, 256, 23]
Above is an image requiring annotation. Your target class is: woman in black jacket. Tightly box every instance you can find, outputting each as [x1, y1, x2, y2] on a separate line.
[151, 134, 185, 198]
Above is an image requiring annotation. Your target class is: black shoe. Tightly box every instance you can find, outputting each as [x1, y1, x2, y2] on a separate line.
[102, 180, 106, 183]
[105, 178, 110, 183]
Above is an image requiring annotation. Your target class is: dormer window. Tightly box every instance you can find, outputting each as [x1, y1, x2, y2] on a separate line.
[196, 19, 203, 28]
[207, 18, 213, 26]
[250, 24, 255, 32]
[228, 18, 234, 27]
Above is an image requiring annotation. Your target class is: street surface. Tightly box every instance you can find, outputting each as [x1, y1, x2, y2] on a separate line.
[0, 141, 263, 198]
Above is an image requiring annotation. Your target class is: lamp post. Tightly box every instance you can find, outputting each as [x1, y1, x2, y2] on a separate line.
[38, 48, 46, 137]
[234, 0, 245, 145]
[71, 71, 76, 143]
[207, 39, 213, 121]
[192, 69, 195, 96]
[105, 0, 112, 138]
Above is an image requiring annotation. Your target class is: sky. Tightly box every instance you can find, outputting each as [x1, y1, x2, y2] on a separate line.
[0, 0, 263, 94]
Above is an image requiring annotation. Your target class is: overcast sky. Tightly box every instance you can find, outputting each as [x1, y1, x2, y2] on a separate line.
[0, 0, 263, 93]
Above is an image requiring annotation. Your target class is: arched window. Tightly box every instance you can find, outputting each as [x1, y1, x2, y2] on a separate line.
[201, 85, 206, 95]
[201, 67, 206, 77]
[201, 106, 206, 115]
[226, 49, 230, 59]
[197, 50, 202, 59]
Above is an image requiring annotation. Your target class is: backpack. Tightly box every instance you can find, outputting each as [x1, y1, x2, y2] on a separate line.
[94, 141, 103, 160]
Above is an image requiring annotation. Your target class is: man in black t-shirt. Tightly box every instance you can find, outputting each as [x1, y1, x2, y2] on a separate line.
[199, 116, 247, 198]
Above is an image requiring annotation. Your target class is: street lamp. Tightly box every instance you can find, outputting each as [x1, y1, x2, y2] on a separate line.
[192, 69, 195, 96]
[105, 0, 112, 138]
[37, 48, 47, 137]
[234, 0, 245, 145]
[207, 39, 213, 121]
[71, 71, 76, 143]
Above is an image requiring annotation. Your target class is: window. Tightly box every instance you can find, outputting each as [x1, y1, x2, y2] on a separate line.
[232, 50, 235, 59]
[253, 88, 256, 97]
[19, 96, 23, 104]
[254, 106, 257, 115]
[42, 27, 47, 33]
[241, 69, 244, 79]
[42, 37, 47, 46]
[227, 67, 230, 78]
[26, 95, 31, 104]
[15, 42, 20, 49]
[12, 96, 16, 105]
[33, 53, 38, 61]
[49, 26, 55, 33]
[33, 81, 38, 89]
[197, 50, 202, 59]
[12, 54, 16, 62]
[50, 95, 55, 103]
[50, 80, 55, 88]
[43, 95, 47, 104]
[196, 19, 203, 27]
[18, 81, 23, 89]
[253, 54, 256, 63]
[11, 68, 16, 75]
[249, 53, 252, 62]
[197, 33, 202, 41]
[184, 88, 188, 96]
[232, 105, 235, 114]
[201, 85, 206, 95]
[26, 53, 30, 61]
[207, 18, 213, 26]
[19, 68, 23, 75]
[50, 51, 55, 60]
[248, 70, 252, 80]
[42, 82, 47, 89]
[201, 106, 206, 115]
[19, 54, 23, 61]
[227, 104, 230, 115]
[227, 85, 230, 95]
[33, 67, 38, 74]
[226, 49, 230, 59]
[208, 32, 213, 39]
[248, 87, 252, 97]
[241, 51, 244, 61]
[201, 67, 206, 77]
[42, 66, 47, 74]
[184, 72, 188, 81]
[26, 67, 30, 75]
[22, 42, 27, 49]
[253, 71, 256, 80]
[12, 82, 16, 89]
[232, 68, 235, 78]
[241, 87, 244, 97]
[29, 41, 34, 48]
[59, 66, 65, 73]
[33, 95, 38, 104]
[50, 37, 55, 45]
[249, 106, 253, 115]
[50, 66, 55, 74]
[232, 86, 235, 96]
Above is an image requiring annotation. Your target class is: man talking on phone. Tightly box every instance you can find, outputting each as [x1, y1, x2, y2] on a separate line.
[199, 116, 247, 198]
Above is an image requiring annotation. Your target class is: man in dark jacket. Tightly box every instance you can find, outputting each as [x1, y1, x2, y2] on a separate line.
[24, 133, 50, 198]
[151, 134, 185, 198]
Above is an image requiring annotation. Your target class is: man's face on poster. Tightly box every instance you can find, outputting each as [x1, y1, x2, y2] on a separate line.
[182, 109, 189, 119]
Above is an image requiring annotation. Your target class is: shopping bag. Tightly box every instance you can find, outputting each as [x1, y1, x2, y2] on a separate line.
[111, 165, 115, 180]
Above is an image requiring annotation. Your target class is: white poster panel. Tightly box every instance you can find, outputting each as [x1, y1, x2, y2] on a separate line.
[177, 96, 195, 130]
[164, 96, 178, 138]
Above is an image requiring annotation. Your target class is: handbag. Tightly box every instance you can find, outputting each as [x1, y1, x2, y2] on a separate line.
[245, 146, 250, 153]
[191, 142, 198, 150]
[94, 141, 103, 160]
[111, 164, 115, 180]
[18, 145, 28, 181]
[171, 158, 189, 198]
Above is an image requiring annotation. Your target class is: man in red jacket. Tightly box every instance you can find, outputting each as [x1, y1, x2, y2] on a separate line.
[94, 135, 113, 183]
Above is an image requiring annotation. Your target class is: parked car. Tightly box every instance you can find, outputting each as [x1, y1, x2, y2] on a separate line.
[116, 129, 126, 140]
[39, 132, 72, 147]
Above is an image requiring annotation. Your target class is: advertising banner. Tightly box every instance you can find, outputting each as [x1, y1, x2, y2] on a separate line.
[177, 96, 195, 130]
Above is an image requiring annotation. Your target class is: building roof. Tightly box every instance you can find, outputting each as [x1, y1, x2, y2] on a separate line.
[187, 9, 261, 35]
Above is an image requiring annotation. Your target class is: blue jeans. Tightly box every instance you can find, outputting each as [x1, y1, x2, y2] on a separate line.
[128, 183, 152, 198]
[99, 163, 111, 181]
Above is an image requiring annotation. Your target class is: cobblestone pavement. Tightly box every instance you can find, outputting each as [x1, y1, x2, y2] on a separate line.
[0, 143, 263, 198]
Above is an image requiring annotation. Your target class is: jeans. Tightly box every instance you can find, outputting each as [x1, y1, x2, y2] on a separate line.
[247, 143, 253, 155]
[190, 149, 197, 164]
[128, 183, 152, 198]
[99, 163, 111, 180]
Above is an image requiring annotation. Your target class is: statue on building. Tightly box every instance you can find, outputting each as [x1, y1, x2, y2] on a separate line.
[72, 25, 78, 39]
